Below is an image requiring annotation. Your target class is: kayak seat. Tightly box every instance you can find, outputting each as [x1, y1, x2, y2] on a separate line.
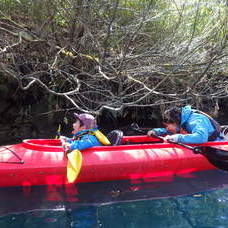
[221, 125, 228, 140]
[107, 130, 124, 146]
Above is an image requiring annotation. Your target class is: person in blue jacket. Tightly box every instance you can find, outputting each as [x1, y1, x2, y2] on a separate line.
[61, 113, 102, 152]
[147, 105, 223, 144]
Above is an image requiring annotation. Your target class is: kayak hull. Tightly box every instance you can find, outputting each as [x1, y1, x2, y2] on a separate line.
[0, 136, 227, 187]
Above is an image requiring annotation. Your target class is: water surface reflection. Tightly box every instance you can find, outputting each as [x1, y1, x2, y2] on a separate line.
[1, 170, 228, 227]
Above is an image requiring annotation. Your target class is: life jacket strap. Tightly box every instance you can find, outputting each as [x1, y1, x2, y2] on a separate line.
[194, 110, 222, 141]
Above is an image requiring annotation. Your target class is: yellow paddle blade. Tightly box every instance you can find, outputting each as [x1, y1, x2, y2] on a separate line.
[67, 149, 82, 183]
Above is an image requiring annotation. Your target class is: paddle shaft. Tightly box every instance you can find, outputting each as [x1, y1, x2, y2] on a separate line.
[55, 124, 61, 139]
[131, 124, 192, 148]
[131, 122, 228, 171]
[147, 134, 203, 153]
[131, 123, 203, 153]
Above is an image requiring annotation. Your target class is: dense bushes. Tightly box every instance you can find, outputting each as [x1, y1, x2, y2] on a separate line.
[0, 0, 227, 118]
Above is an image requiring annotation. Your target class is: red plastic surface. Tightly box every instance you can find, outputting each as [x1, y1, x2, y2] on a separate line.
[0, 136, 227, 187]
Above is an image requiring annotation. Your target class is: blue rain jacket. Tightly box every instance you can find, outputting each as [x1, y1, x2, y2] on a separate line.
[152, 105, 221, 144]
[66, 128, 101, 151]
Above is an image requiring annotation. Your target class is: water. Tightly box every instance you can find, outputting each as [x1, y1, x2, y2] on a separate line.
[1, 170, 228, 227]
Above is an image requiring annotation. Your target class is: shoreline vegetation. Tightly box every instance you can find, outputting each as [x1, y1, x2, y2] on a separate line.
[0, 0, 227, 143]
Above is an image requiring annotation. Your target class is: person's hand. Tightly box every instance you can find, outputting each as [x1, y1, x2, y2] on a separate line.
[147, 130, 156, 137]
[163, 134, 179, 142]
[62, 142, 71, 152]
[60, 136, 67, 144]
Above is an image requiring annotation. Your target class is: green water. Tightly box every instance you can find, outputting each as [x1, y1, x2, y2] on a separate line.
[1, 190, 228, 228]
[1, 170, 228, 228]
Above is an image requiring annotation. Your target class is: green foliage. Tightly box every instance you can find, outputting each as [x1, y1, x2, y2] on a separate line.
[1, 0, 225, 53]
[163, 0, 227, 43]
[0, 0, 227, 124]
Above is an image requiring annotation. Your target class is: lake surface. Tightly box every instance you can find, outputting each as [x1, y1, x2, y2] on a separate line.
[1, 170, 228, 227]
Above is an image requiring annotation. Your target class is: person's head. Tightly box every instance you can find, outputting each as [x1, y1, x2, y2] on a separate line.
[72, 113, 97, 134]
[162, 107, 182, 133]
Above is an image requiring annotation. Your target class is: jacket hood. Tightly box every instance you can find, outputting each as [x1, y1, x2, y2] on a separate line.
[181, 105, 193, 126]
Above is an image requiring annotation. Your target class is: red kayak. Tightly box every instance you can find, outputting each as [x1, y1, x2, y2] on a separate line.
[0, 135, 228, 187]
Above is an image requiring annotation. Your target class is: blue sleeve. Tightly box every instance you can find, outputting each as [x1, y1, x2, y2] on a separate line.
[152, 128, 170, 136]
[177, 119, 209, 144]
[69, 135, 101, 151]
[66, 137, 73, 143]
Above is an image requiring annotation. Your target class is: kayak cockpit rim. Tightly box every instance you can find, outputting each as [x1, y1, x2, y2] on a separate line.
[21, 137, 228, 152]
[22, 139, 62, 152]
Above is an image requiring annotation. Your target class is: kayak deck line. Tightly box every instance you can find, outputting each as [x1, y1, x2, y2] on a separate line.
[0, 136, 228, 187]
[0, 146, 24, 164]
